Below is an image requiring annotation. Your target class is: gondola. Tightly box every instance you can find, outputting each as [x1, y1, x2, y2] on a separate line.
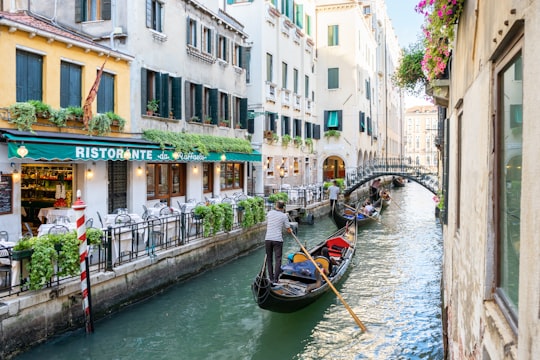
[331, 202, 381, 230]
[392, 176, 406, 187]
[251, 221, 357, 313]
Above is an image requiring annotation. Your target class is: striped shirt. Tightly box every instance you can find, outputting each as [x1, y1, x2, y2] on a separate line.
[264, 209, 291, 242]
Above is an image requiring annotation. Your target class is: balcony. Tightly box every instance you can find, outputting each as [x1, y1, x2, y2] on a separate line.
[266, 82, 277, 102]
[281, 89, 291, 107]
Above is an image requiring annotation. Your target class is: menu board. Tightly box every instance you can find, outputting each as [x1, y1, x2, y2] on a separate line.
[0, 174, 13, 215]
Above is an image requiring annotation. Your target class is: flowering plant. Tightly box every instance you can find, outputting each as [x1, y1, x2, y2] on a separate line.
[416, 0, 464, 81]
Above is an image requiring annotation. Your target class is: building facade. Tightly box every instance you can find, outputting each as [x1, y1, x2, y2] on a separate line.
[437, 0, 539, 358]
[403, 105, 438, 172]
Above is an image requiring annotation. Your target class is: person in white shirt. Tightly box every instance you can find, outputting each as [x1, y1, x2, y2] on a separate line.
[264, 201, 292, 284]
[328, 180, 341, 213]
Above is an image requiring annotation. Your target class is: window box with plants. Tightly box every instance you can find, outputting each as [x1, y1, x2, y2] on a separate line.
[281, 134, 292, 147]
[324, 129, 341, 139]
[293, 136, 302, 147]
[106, 112, 126, 131]
[219, 119, 230, 127]
[29, 100, 53, 119]
[8, 102, 37, 131]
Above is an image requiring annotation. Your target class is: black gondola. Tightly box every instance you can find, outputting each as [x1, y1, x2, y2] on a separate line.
[251, 222, 357, 313]
[331, 202, 381, 230]
[392, 176, 406, 187]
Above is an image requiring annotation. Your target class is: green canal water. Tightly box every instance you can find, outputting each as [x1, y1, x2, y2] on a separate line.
[15, 183, 443, 359]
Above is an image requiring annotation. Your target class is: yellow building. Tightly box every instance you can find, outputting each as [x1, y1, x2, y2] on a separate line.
[0, 10, 133, 239]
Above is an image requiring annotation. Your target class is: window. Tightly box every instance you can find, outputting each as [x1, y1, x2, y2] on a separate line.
[146, 163, 186, 201]
[328, 25, 339, 46]
[187, 17, 197, 46]
[282, 62, 288, 89]
[281, 116, 290, 135]
[202, 26, 212, 53]
[281, 0, 292, 18]
[203, 163, 214, 193]
[359, 111, 366, 132]
[146, 0, 163, 32]
[328, 68, 339, 89]
[220, 163, 244, 190]
[141, 68, 181, 119]
[304, 75, 309, 98]
[97, 71, 115, 113]
[60, 61, 82, 109]
[305, 15, 312, 36]
[293, 68, 299, 93]
[324, 110, 342, 131]
[294, 3, 303, 28]
[365, 78, 371, 99]
[266, 53, 273, 82]
[233, 43, 241, 67]
[218, 35, 228, 61]
[75, 0, 111, 22]
[16, 50, 42, 102]
[495, 48, 523, 318]
[219, 92, 229, 124]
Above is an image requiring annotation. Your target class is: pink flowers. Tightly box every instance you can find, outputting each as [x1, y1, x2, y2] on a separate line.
[416, 0, 464, 81]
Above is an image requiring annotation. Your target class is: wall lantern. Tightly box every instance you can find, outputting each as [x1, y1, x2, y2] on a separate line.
[123, 149, 131, 160]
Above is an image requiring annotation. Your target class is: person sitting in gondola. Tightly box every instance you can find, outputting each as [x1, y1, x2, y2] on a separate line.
[363, 200, 375, 216]
[306, 262, 328, 292]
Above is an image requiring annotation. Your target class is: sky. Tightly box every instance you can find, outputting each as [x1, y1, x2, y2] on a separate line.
[385, 0, 432, 108]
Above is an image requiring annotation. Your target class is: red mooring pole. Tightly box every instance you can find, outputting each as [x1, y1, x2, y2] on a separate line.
[72, 190, 93, 333]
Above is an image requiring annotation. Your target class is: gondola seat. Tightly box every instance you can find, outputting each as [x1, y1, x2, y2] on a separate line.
[326, 236, 350, 257]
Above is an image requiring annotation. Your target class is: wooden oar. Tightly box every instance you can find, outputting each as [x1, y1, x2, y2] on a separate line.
[289, 231, 367, 332]
[386, 194, 402, 209]
[343, 203, 381, 223]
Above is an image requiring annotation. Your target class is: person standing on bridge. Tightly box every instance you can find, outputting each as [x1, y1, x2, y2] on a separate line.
[265, 201, 292, 285]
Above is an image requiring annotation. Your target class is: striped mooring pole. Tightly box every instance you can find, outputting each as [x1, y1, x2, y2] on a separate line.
[72, 190, 93, 333]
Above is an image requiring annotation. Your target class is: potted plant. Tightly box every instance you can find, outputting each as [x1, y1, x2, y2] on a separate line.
[88, 113, 112, 135]
[268, 192, 288, 204]
[271, 132, 279, 143]
[281, 134, 292, 147]
[50, 108, 68, 127]
[146, 99, 159, 116]
[238, 199, 254, 229]
[305, 138, 313, 153]
[106, 111, 126, 130]
[220, 203, 234, 232]
[66, 106, 84, 121]
[12, 236, 36, 260]
[189, 115, 200, 123]
[293, 135, 302, 147]
[324, 129, 341, 139]
[28, 100, 52, 119]
[219, 119, 229, 127]
[8, 102, 37, 131]
[203, 117, 212, 124]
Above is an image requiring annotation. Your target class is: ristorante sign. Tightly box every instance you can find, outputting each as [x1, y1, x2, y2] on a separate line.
[8, 142, 209, 162]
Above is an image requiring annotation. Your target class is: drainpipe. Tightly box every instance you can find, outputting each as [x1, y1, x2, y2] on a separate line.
[109, 0, 117, 50]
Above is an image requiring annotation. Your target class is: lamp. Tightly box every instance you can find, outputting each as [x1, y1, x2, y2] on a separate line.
[87, 168, 93, 179]
[10, 163, 20, 181]
[279, 164, 285, 191]
[221, 153, 226, 162]
[172, 151, 180, 160]
[17, 145, 28, 158]
[123, 149, 131, 160]
[137, 166, 143, 176]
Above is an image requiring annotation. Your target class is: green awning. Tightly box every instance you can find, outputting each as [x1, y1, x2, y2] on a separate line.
[327, 111, 339, 127]
[3, 131, 261, 162]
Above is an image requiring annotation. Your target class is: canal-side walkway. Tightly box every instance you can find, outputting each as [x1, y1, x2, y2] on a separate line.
[0, 198, 341, 360]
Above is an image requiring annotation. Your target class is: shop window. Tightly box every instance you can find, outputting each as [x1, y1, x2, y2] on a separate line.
[147, 163, 186, 201]
[220, 163, 244, 190]
[203, 163, 214, 194]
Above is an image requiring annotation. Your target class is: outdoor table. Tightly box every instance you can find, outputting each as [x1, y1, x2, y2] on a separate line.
[37, 222, 77, 237]
[37, 207, 76, 223]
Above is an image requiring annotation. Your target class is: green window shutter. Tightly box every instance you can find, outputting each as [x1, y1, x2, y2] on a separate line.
[140, 68, 148, 114]
[210, 88, 218, 124]
[102, 0, 111, 20]
[195, 84, 203, 120]
[159, 73, 170, 118]
[227, 0, 234, 4]
[172, 77, 182, 119]
[328, 68, 339, 89]
[98, 72, 114, 113]
[60, 62, 70, 108]
[295, 4, 303, 28]
[313, 124, 321, 140]
[240, 98, 248, 128]
[224, 93, 230, 120]
[327, 111, 339, 128]
[186, 17, 191, 45]
[337, 110, 342, 131]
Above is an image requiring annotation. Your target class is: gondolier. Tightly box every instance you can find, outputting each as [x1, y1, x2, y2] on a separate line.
[265, 201, 292, 285]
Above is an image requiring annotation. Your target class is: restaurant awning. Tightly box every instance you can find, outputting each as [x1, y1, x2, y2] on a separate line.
[2, 130, 261, 162]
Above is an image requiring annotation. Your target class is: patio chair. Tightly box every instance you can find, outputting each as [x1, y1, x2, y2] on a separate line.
[0, 243, 12, 290]
[0, 231, 8, 242]
[48, 225, 69, 235]
[114, 214, 133, 225]
[146, 215, 163, 257]
[23, 222, 34, 238]
[97, 211, 104, 228]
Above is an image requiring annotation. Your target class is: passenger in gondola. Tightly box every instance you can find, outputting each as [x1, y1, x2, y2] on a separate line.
[363, 200, 375, 216]
[306, 263, 328, 292]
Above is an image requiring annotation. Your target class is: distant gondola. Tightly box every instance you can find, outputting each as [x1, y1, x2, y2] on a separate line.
[392, 176, 406, 187]
[251, 222, 357, 313]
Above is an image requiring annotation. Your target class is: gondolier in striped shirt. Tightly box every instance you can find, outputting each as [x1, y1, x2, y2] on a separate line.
[265, 200, 292, 285]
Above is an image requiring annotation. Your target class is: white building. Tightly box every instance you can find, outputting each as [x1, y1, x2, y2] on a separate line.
[226, 0, 319, 194]
[403, 105, 438, 172]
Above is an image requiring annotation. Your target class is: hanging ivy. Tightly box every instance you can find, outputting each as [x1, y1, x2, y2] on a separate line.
[142, 129, 254, 155]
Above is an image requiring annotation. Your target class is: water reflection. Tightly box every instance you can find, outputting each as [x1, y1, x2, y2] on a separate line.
[15, 183, 443, 360]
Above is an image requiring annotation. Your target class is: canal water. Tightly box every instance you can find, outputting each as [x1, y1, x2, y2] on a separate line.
[15, 183, 443, 360]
